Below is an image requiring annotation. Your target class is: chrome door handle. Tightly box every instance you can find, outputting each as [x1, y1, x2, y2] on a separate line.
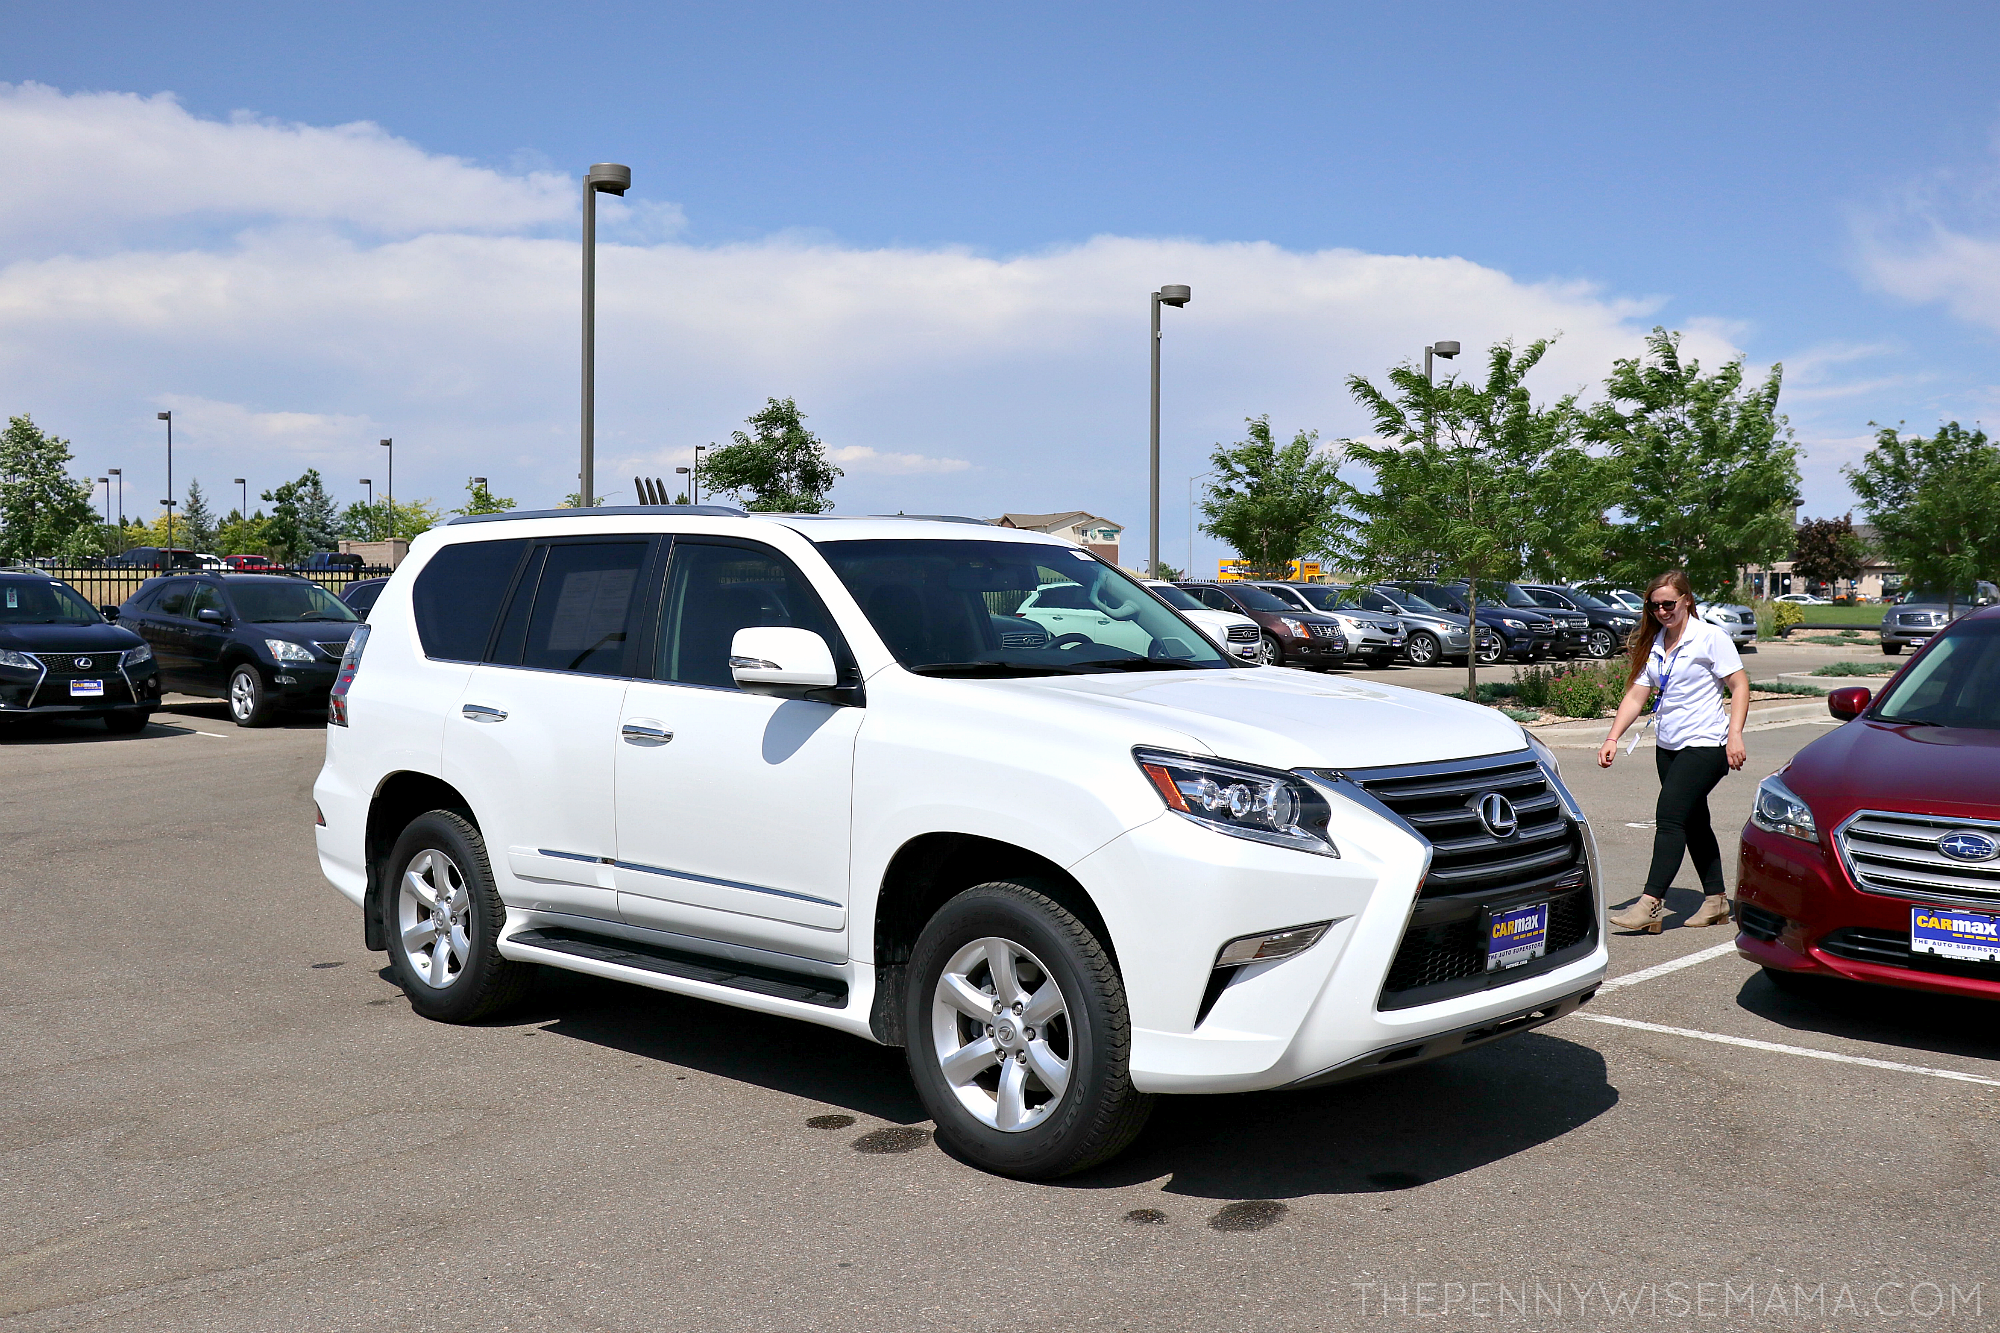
[462, 704, 507, 723]
[621, 721, 672, 745]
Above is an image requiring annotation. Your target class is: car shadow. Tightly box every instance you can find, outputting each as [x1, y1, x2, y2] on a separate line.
[0, 714, 198, 743]
[1735, 970, 2000, 1064]
[155, 698, 327, 730]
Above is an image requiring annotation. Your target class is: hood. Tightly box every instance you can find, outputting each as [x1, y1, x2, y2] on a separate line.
[1787, 718, 2000, 825]
[0, 621, 142, 652]
[1007, 667, 1528, 770]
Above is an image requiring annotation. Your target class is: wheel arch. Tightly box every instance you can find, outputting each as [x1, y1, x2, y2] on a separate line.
[363, 771, 478, 951]
[868, 832, 1114, 1048]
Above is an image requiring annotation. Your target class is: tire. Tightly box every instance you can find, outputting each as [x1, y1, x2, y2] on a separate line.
[381, 810, 531, 1023]
[102, 709, 151, 734]
[228, 664, 279, 727]
[1884, 642, 1903, 656]
[1404, 631, 1440, 666]
[1255, 632, 1283, 667]
[904, 881, 1153, 1179]
[1474, 637, 1504, 666]
[1585, 629, 1616, 659]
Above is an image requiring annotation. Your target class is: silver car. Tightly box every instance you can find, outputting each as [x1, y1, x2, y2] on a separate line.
[1697, 601, 1758, 649]
[1361, 585, 1495, 666]
[1880, 583, 1999, 654]
[1252, 582, 1406, 666]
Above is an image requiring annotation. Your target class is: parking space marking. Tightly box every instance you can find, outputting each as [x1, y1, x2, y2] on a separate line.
[195, 731, 228, 738]
[1598, 940, 1738, 990]
[1573, 1013, 2000, 1088]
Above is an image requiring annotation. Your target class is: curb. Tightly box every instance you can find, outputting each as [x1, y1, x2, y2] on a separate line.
[1533, 700, 1831, 750]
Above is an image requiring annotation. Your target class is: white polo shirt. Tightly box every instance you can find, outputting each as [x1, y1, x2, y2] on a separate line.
[1642, 619, 1743, 750]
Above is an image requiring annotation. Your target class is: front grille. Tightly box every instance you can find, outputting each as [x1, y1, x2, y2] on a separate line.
[1306, 622, 1343, 640]
[998, 631, 1046, 648]
[1531, 623, 1556, 636]
[1737, 901, 1784, 943]
[313, 639, 353, 659]
[1226, 625, 1258, 643]
[1895, 612, 1943, 628]
[1339, 750, 1598, 1009]
[1837, 812, 2000, 908]
[1820, 926, 2000, 983]
[31, 653, 112, 672]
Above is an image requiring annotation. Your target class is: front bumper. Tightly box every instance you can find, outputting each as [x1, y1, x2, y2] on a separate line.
[263, 662, 337, 705]
[1283, 635, 1348, 664]
[0, 662, 161, 713]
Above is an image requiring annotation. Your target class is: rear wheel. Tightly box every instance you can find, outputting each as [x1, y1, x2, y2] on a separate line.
[1403, 631, 1440, 666]
[1255, 633, 1283, 667]
[382, 811, 530, 1022]
[228, 664, 279, 727]
[905, 882, 1152, 1179]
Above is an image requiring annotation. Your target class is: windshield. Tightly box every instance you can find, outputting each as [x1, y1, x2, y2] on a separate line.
[1873, 622, 2000, 729]
[0, 579, 101, 625]
[1288, 585, 1356, 612]
[1523, 587, 1574, 610]
[1222, 584, 1296, 613]
[819, 539, 1233, 676]
[1147, 584, 1205, 611]
[1496, 584, 1543, 609]
[1379, 586, 1441, 614]
[228, 581, 358, 623]
[1898, 589, 1985, 605]
[1562, 588, 1611, 609]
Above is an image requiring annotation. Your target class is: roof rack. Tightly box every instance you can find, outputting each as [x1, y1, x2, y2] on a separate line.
[444, 504, 748, 526]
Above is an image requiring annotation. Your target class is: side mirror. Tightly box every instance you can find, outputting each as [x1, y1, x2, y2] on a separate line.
[730, 626, 848, 702]
[99, 605, 119, 621]
[1827, 687, 1872, 721]
[196, 608, 228, 625]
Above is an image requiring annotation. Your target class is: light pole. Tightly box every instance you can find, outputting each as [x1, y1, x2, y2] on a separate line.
[379, 439, 393, 537]
[108, 469, 123, 547]
[158, 499, 177, 563]
[580, 162, 632, 510]
[674, 466, 691, 504]
[98, 478, 110, 533]
[1423, 338, 1479, 701]
[233, 478, 246, 521]
[359, 478, 374, 535]
[1149, 285, 1191, 579]
[157, 411, 173, 555]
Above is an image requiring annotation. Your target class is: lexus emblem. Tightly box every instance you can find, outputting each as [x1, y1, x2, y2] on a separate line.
[1476, 792, 1519, 839]
[73, 657, 93, 670]
[1938, 830, 2000, 862]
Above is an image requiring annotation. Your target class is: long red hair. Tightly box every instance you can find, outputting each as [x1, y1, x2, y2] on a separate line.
[1625, 569, 1694, 684]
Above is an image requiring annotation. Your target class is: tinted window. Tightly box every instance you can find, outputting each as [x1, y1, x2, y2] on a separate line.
[520, 541, 650, 677]
[1874, 622, 2000, 730]
[1359, 591, 1398, 614]
[1030, 584, 1092, 610]
[156, 581, 194, 617]
[1148, 584, 1204, 611]
[230, 581, 356, 623]
[0, 579, 99, 624]
[657, 541, 838, 689]
[1192, 586, 1235, 612]
[189, 584, 226, 617]
[1562, 588, 1611, 609]
[344, 582, 385, 615]
[1225, 584, 1296, 613]
[413, 539, 529, 662]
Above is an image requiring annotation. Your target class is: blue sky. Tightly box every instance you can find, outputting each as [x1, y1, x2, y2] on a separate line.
[6, 2, 2000, 569]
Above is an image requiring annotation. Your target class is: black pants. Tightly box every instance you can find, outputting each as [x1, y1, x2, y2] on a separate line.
[1643, 744, 1730, 899]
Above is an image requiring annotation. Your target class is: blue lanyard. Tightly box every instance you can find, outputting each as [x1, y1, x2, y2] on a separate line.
[1648, 638, 1688, 714]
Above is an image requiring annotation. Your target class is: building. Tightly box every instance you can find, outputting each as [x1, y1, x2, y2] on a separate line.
[996, 512, 1122, 564]
[1739, 524, 1898, 601]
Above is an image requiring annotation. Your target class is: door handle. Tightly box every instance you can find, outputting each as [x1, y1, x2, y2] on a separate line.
[621, 720, 672, 745]
[462, 704, 508, 723]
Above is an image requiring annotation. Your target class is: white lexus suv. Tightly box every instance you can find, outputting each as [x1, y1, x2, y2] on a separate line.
[313, 509, 1606, 1178]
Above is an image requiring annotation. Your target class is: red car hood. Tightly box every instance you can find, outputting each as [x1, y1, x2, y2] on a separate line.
[1786, 717, 2000, 825]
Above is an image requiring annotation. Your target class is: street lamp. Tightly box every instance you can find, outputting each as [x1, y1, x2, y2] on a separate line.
[157, 411, 173, 555]
[1423, 339, 1460, 384]
[674, 466, 691, 505]
[98, 478, 110, 531]
[233, 478, 246, 521]
[108, 469, 123, 546]
[580, 162, 632, 510]
[359, 479, 374, 529]
[379, 439, 393, 534]
[1149, 285, 1191, 579]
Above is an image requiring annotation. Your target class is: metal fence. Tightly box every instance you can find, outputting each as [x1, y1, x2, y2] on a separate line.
[26, 565, 393, 611]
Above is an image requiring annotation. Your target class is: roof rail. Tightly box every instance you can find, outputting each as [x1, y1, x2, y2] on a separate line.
[444, 504, 748, 526]
[863, 514, 993, 525]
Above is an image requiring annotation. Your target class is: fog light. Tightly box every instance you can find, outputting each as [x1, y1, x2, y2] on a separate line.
[274, 674, 297, 685]
[1215, 920, 1335, 968]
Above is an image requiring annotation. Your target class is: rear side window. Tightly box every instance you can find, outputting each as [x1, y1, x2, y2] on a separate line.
[412, 539, 528, 662]
[155, 581, 193, 617]
[520, 541, 651, 677]
[656, 541, 837, 689]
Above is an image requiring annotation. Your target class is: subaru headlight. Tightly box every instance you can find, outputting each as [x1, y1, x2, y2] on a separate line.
[123, 642, 154, 666]
[1751, 772, 1818, 844]
[265, 638, 314, 663]
[0, 648, 38, 671]
[1134, 749, 1339, 858]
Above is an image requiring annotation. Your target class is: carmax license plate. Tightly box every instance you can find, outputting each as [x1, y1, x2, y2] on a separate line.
[1486, 902, 1550, 971]
[68, 679, 104, 697]
[1911, 905, 2000, 963]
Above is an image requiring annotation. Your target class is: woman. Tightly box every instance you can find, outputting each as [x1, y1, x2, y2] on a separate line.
[1598, 571, 1750, 932]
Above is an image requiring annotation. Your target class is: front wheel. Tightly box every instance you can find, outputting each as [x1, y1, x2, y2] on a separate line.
[1475, 638, 1504, 666]
[1883, 642, 1903, 656]
[228, 664, 278, 727]
[1255, 632, 1283, 667]
[1403, 631, 1440, 666]
[905, 882, 1153, 1179]
[1585, 628, 1617, 659]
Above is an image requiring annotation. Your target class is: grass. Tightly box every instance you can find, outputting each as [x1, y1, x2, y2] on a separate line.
[1787, 604, 1889, 627]
[1501, 707, 1542, 723]
[1797, 633, 1881, 649]
[1809, 660, 1901, 677]
[1753, 680, 1830, 696]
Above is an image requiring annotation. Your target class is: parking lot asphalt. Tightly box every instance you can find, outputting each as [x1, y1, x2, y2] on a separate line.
[5, 685, 1996, 1332]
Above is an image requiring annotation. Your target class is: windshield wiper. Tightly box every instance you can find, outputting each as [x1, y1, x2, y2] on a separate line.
[1077, 657, 1217, 672]
[907, 661, 1074, 677]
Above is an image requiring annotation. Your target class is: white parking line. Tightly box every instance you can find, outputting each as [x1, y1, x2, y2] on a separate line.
[1598, 940, 1739, 989]
[195, 731, 228, 738]
[1573, 1013, 2000, 1088]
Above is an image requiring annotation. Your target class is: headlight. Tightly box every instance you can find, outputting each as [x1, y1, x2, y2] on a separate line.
[1751, 772, 1818, 844]
[1134, 749, 1339, 858]
[1279, 617, 1308, 636]
[265, 638, 313, 663]
[1501, 618, 1526, 630]
[0, 648, 38, 671]
[1612, 616, 1635, 627]
[123, 642, 154, 667]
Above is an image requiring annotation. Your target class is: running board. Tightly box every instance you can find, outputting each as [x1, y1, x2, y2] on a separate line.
[509, 927, 848, 1008]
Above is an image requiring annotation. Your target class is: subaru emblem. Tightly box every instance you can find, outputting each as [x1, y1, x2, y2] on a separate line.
[1476, 792, 1519, 839]
[1938, 831, 2000, 862]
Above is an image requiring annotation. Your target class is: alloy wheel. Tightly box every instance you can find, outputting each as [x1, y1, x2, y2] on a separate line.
[1256, 634, 1282, 666]
[229, 671, 256, 721]
[1587, 628, 1616, 658]
[931, 936, 1072, 1133]
[396, 848, 472, 989]
[1405, 632, 1438, 666]
[1475, 638, 1504, 666]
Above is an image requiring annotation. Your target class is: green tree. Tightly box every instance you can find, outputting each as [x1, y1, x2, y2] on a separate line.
[1790, 514, 1867, 595]
[1199, 417, 1341, 577]
[1331, 339, 1606, 702]
[180, 479, 217, 551]
[699, 397, 843, 512]
[1586, 328, 1800, 596]
[261, 470, 341, 560]
[1845, 422, 2000, 612]
[0, 414, 100, 562]
[215, 509, 273, 556]
[454, 477, 515, 516]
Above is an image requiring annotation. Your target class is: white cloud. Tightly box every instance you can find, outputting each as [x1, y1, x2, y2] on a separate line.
[1853, 145, 2000, 335]
[828, 446, 972, 475]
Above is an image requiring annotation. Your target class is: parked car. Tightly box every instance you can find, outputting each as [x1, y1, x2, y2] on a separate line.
[195, 553, 227, 570]
[1174, 581, 1349, 668]
[223, 554, 283, 573]
[114, 573, 361, 726]
[1394, 582, 1556, 664]
[1356, 585, 1496, 667]
[0, 571, 161, 731]
[1880, 584, 2000, 655]
[340, 576, 391, 621]
[1014, 580, 1188, 659]
[104, 546, 202, 571]
[298, 551, 365, 571]
[1696, 599, 1758, 650]
[1141, 580, 1260, 659]
[314, 510, 1606, 1179]
[1737, 607, 2000, 1007]
[1518, 584, 1639, 660]
[1249, 583, 1406, 667]
[1580, 585, 1644, 615]
[1772, 592, 1828, 605]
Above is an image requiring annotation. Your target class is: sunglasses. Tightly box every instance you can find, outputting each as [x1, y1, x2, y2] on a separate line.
[1648, 599, 1683, 613]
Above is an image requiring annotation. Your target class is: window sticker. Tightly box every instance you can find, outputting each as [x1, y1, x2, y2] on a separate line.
[4, 588, 15, 608]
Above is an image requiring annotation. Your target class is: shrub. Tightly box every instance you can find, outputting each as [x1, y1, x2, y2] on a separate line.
[1755, 680, 1828, 696]
[1513, 664, 1558, 709]
[1757, 600, 1804, 638]
[1810, 660, 1900, 677]
[1501, 707, 1541, 723]
[1547, 670, 1609, 718]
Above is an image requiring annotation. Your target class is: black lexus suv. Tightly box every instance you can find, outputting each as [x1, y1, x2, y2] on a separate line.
[0, 571, 161, 731]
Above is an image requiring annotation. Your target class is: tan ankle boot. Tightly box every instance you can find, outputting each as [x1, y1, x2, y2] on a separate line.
[1684, 895, 1734, 928]
[1609, 894, 1667, 933]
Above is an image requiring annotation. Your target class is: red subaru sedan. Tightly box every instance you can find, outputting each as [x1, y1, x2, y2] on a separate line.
[1737, 606, 2000, 999]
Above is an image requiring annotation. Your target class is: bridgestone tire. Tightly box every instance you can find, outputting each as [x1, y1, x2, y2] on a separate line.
[382, 810, 530, 1023]
[905, 881, 1153, 1179]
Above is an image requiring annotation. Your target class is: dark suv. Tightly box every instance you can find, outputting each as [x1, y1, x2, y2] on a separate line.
[114, 573, 362, 726]
[0, 571, 161, 731]
[105, 547, 202, 571]
[1395, 582, 1556, 664]
[1175, 581, 1348, 668]
[1518, 584, 1638, 660]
